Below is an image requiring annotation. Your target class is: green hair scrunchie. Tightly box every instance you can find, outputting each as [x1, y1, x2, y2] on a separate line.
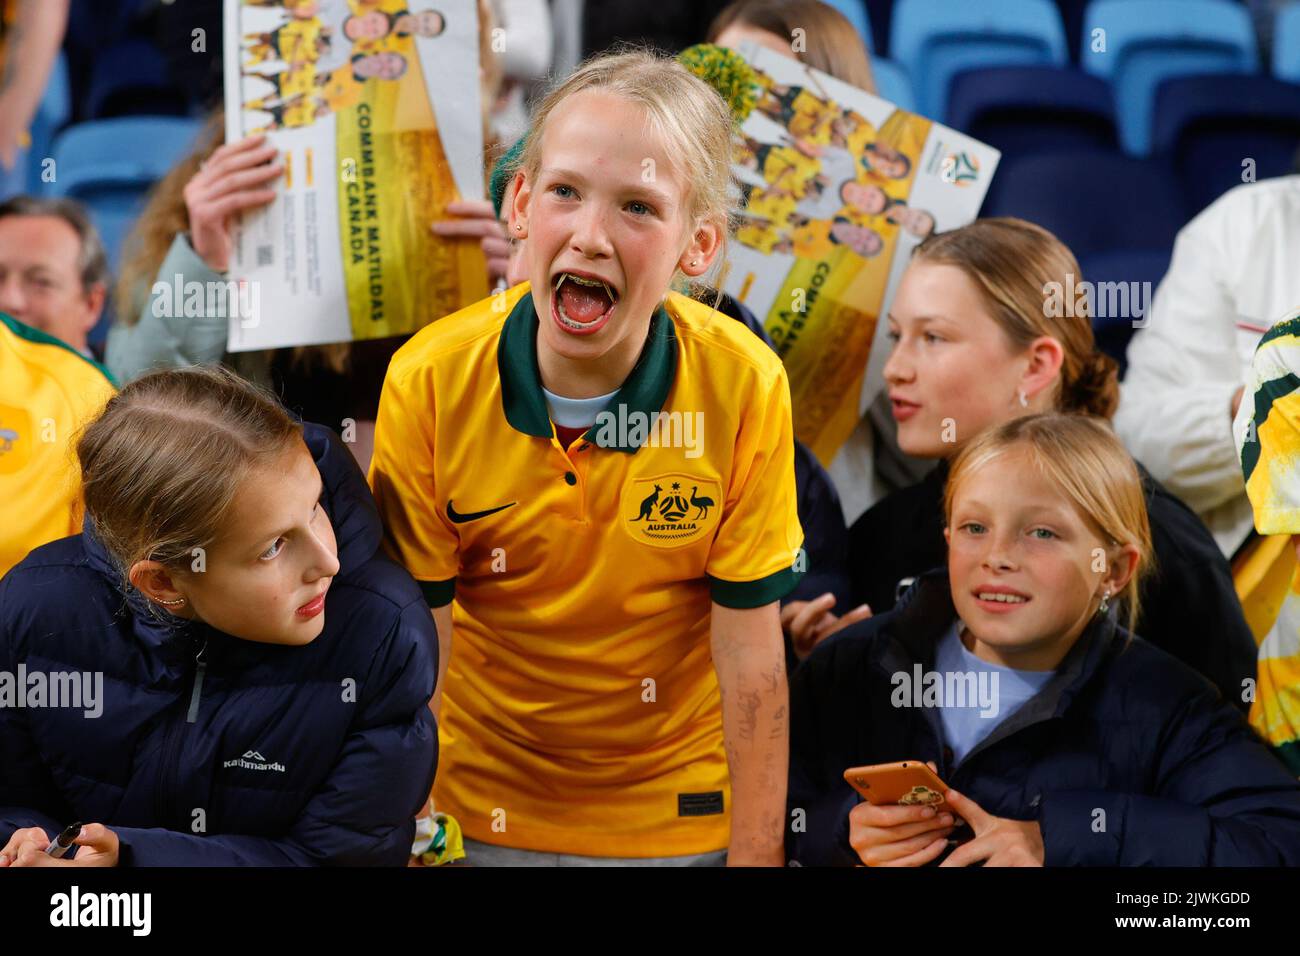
[488, 44, 757, 220]
[676, 43, 758, 126]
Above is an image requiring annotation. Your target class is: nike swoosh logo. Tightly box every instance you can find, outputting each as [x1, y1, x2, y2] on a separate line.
[446, 499, 517, 524]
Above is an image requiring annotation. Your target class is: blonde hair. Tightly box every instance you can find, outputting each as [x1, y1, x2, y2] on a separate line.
[77, 365, 303, 583]
[914, 218, 1120, 419]
[516, 49, 736, 288]
[708, 0, 876, 92]
[943, 413, 1152, 635]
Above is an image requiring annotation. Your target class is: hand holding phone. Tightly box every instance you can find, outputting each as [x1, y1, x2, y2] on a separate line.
[843, 761, 956, 867]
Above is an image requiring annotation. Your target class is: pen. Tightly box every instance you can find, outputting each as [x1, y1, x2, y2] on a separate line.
[44, 822, 82, 859]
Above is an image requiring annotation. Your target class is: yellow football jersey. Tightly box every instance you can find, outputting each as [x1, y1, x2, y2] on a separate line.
[1235, 312, 1300, 772]
[786, 218, 837, 260]
[0, 314, 115, 578]
[369, 283, 804, 856]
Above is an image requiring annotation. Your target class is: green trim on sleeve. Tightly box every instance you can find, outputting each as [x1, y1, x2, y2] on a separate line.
[419, 578, 456, 608]
[709, 565, 803, 609]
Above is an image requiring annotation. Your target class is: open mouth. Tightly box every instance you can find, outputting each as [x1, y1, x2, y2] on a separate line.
[550, 271, 619, 335]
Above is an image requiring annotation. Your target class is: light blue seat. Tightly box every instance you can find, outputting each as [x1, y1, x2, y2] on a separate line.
[1081, 0, 1259, 154]
[890, 0, 1068, 121]
[48, 117, 204, 271]
[870, 57, 916, 112]
[1275, 2, 1300, 84]
[822, 0, 876, 53]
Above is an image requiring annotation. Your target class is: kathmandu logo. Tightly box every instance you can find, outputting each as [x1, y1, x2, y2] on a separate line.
[223, 749, 286, 773]
[624, 474, 720, 547]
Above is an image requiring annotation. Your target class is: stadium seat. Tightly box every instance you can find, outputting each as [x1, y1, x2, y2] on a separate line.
[1276, 2, 1300, 84]
[1152, 73, 1300, 214]
[981, 148, 1188, 259]
[821, 0, 875, 54]
[87, 39, 190, 119]
[1081, 0, 1259, 155]
[946, 65, 1117, 159]
[870, 57, 916, 112]
[1080, 248, 1172, 373]
[890, 0, 1068, 121]
[47, 116, 204, 272]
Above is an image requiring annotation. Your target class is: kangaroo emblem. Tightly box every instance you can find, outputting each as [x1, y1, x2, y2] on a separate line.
[689, 486, 714, 520]
[632, 484, 662, 521]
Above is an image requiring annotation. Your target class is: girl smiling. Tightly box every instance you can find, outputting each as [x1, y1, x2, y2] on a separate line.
[788, 414, 1300, 867]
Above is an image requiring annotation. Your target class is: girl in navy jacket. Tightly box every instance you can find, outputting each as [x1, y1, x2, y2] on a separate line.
[0, 366, 437, 867]
[789, 414, 1300, 866]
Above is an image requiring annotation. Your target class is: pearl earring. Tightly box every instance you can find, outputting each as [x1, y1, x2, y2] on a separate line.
[514, 224, 523, 232]
[1018, 389, 1029, 408]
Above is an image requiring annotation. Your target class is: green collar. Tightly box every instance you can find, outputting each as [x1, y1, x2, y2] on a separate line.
[497, 291, 678, 452]
[0, 312, 117, 386]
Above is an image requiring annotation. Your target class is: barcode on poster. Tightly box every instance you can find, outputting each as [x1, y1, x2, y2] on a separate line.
[256, 245, 274, 267]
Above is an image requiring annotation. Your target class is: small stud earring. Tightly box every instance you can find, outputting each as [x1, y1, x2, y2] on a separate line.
[1018, 389, 1029, 408]
[691, 259, 699, 267]
[514, 224, 523, 232]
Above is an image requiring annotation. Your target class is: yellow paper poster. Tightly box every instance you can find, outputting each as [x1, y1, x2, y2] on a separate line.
[223, 0, 487, 351]
[726, 44, 1000, 463]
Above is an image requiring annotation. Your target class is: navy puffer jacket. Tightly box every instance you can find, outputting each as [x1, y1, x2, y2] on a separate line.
[0, 423, 437, 865]
[788, 569, 1300, 866]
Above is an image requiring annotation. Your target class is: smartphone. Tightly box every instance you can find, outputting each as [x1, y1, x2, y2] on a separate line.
[843, 761, 948, 807]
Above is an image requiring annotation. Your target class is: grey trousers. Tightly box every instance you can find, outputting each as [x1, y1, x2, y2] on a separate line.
[462, 837, 728, 867]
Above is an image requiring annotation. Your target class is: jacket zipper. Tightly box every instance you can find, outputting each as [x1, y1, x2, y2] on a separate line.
[154, 635, 207, 826]
[187, 640, 208, 723]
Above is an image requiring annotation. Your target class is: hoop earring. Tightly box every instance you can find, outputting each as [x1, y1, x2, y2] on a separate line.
[1018, 389, 1029, 408]
[1097, 587, 1110, 615]
[156, 597, 186, 607]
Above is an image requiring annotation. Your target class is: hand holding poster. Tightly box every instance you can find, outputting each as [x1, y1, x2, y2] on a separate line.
[720, 43, 1000, 464]
[222, 0, 488, 351]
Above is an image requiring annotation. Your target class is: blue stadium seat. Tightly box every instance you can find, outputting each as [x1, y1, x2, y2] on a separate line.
[1081, 247, 1172, 373]
[890, 0, 1068, 121]
[1152, 73, 1300, 214]
[981, 148, 1188, 258]
[870, 57, 916, 112]
[946, 66, 1117, 159]
[87, 39, 190, 119]
[1081, 0, 1259, 155]
[821, 0, 875, 54]
[48, 117, 203, 272]
[1276, 2, 1300, 84]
